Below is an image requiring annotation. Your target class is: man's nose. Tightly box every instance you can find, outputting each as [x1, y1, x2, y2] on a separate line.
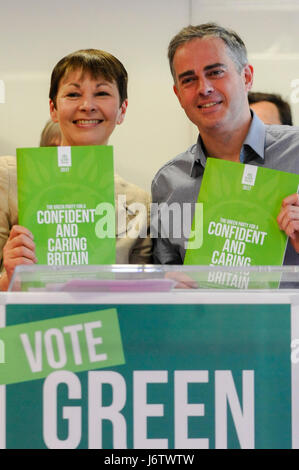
[197, 77, 214, 96]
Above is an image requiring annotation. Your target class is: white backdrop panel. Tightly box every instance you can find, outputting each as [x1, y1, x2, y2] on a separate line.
[0, 0, 192, 191]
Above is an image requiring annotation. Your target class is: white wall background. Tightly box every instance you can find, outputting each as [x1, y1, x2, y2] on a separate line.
[0, 0, 299, 192]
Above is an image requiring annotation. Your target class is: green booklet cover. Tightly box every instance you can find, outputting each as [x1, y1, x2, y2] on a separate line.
[17, 145, 116, 267]
[184, 158, 299, 288]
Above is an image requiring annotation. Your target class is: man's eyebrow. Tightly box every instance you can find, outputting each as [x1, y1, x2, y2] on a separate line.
[177, 63, 228, 81]
[204, 63, 227, 71]
[177, 70, 195, 81]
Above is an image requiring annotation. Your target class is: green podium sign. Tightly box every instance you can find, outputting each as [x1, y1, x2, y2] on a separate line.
[1, 301, 295, 449]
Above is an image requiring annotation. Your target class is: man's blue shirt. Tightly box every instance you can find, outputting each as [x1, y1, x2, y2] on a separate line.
[152, 113, 299, 264]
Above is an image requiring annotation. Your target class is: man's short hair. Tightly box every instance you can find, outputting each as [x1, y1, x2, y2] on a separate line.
[49, 49, 128, 108]
[248, 91, 293, 126]
[168, 23, 248, 81]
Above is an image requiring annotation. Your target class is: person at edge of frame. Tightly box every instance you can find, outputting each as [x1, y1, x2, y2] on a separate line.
[40, 119, 62, 146]
[248, 91, 293, 126]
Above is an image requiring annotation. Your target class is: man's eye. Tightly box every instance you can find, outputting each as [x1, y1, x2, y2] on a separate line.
[208, 70, 224, 77]
[181, 77, 195, 85]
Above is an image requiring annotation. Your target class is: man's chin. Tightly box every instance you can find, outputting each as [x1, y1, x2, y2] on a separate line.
[194, 119, 224, 133]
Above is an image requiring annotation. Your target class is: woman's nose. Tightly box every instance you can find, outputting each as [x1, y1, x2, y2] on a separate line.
[79, 97, 96, 112]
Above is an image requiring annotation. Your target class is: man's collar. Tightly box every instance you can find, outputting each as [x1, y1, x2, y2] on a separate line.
[242, 110, 265, 161]
[190, 110, 266, 176]
[189, 134, 207, 176]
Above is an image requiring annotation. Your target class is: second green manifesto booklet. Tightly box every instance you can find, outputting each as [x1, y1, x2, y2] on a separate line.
[184, 158, 299, 268]
[17, 145, 116, 266]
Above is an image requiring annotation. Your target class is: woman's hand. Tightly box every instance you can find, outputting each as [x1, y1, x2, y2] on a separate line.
[2, 225, 37, 289]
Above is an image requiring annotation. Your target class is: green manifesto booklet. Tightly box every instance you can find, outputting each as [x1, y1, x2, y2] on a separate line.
[184, 158, 299, 288]
[17, 145, 116, 266]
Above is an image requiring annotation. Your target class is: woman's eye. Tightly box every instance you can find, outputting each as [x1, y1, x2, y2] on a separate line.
[67, 92, 80, 97]
[96, 91, 109, 96]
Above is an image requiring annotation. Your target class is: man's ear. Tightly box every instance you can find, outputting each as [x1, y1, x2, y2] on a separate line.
[117, 99, 128, 125]
[243, 64, 254, 92]
[49, 99, 58, 122]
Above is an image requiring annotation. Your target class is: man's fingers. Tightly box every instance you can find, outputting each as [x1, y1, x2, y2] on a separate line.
[282, 193, 299, 208]
[282, 220, 299, 240]
[277, 205, 299, 229]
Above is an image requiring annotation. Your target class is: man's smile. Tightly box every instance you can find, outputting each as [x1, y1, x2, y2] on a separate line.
[197, 101, 222, 109]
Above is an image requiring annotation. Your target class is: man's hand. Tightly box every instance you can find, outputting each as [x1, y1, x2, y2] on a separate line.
[3, 225, 37, 284]
[277, 193, 299, 253]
